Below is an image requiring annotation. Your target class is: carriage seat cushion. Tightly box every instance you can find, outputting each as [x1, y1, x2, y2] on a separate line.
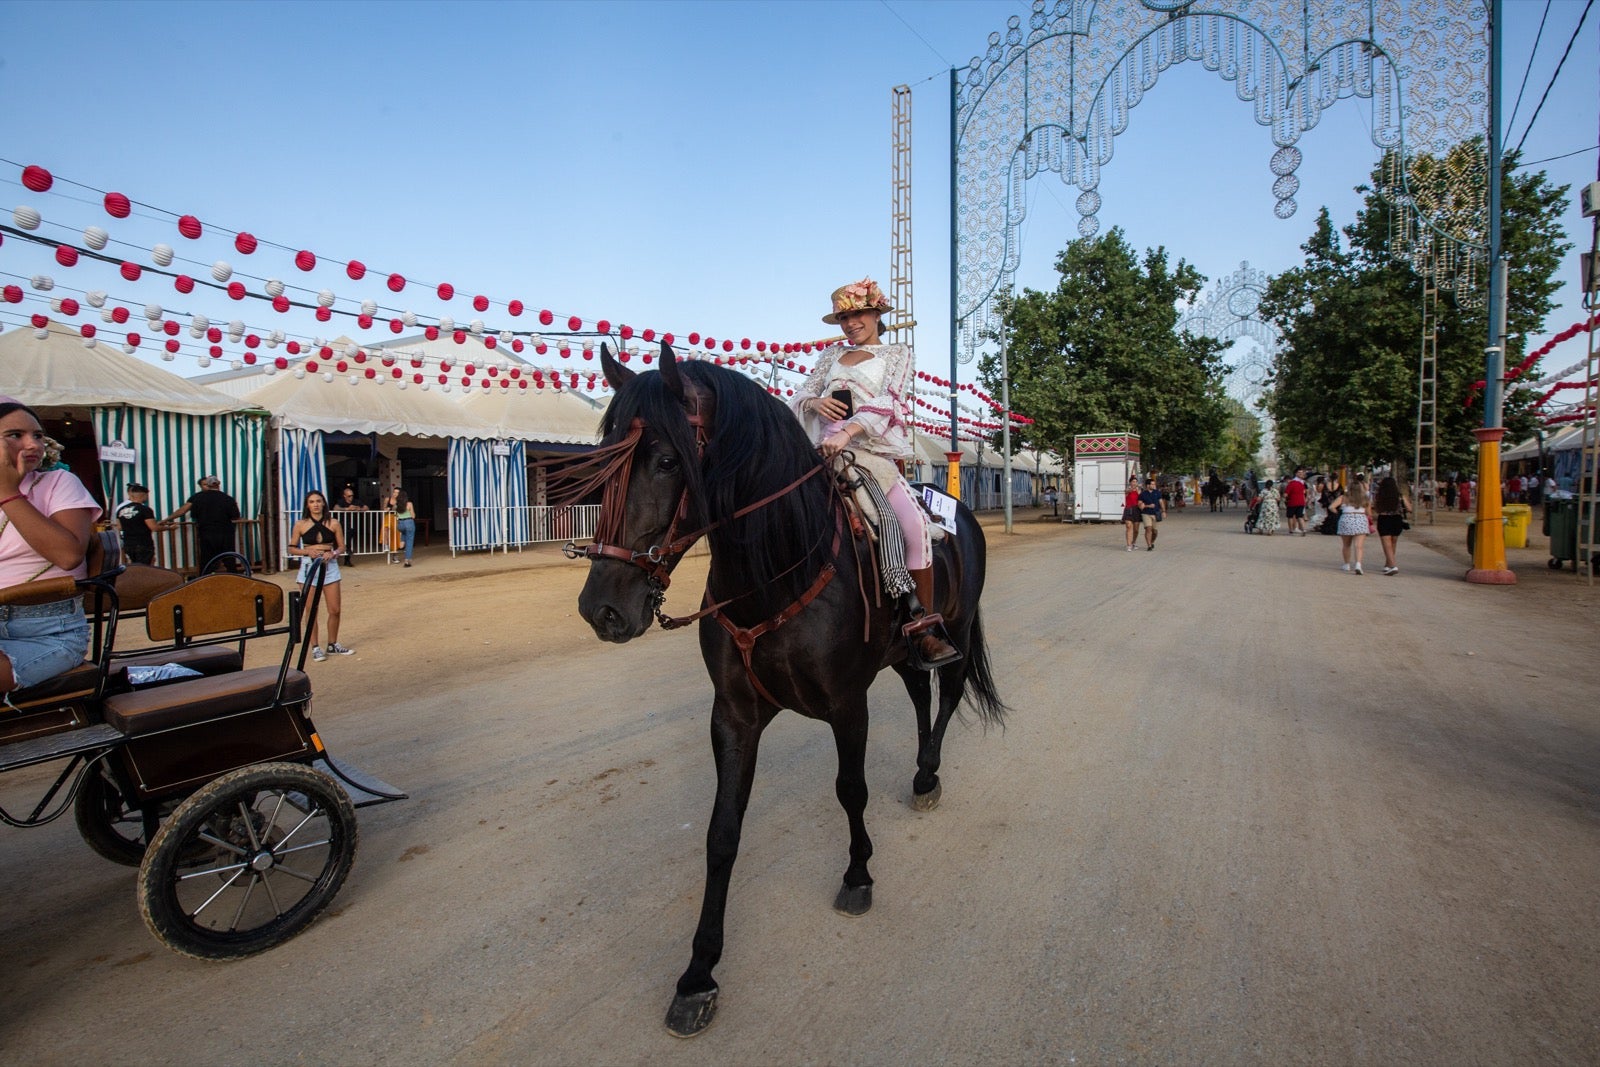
[107, 646, 244, 688]
[4, 662, 101, 707]
[101, 667, 310, 737]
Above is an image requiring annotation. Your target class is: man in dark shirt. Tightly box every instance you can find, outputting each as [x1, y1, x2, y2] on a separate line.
[166, 474, 242, 573]
[1138, 477, 1165, 550]
[115, 483, 163, 565]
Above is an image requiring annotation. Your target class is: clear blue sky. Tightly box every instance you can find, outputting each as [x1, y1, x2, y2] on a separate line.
[1, 0, 1595, 399]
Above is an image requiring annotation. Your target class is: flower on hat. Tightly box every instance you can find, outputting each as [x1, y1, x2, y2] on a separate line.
[823, 277, 893, 326]
[834, 277, 888, 314]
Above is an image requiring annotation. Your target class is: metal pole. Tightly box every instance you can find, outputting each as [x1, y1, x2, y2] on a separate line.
[1468, 0, 1515, 584]
[1001, 320, 1013, 533]
[948, 66, 960, 454]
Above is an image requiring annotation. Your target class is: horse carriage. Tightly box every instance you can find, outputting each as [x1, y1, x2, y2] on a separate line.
[0, 537, 403, 959]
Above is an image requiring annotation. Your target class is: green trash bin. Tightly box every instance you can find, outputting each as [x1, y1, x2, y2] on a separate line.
[1544, 498, 1592, 571]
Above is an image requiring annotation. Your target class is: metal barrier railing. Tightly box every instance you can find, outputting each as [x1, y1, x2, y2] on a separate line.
[150, 518, 266, 574]
[449, 504, 601, 555]
[334, 508, 392, 558]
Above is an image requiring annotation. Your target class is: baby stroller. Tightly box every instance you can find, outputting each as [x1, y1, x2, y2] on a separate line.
[1243, 494, 1261, 534]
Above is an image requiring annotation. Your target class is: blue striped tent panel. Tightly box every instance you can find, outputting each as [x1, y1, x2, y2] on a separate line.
[278, 427, 326, 562]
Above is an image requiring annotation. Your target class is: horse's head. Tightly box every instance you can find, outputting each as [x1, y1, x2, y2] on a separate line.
[576, 341, 711, 642]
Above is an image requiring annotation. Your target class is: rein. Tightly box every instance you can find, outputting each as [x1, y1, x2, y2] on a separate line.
[565, 406, 847, 705]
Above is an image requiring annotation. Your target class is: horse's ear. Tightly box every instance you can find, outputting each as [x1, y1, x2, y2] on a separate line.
[600, 343, 634, 390]
[659, 341, 684, 403]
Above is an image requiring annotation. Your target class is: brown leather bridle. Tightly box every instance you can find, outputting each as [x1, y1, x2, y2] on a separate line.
[562, 403, 843, 705]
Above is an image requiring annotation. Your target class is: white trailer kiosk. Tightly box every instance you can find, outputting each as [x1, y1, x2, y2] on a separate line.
[1072, 432, 1141, 522]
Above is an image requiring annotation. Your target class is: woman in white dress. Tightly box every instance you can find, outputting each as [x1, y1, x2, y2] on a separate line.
[791, 278, 959, 667]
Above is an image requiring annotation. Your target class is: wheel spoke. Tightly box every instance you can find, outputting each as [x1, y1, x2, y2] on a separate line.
[227, 872, 259, 931]
[188, 866, 247, 917]
[272, 809, 319, 852]
[268, 862, 321, 885]
[177, 859, 248, 882]
[196, 827, 250, 858]
[238, 800, 264, 851]
[259, 868, 283, 916]
[273, 837, 331, 859]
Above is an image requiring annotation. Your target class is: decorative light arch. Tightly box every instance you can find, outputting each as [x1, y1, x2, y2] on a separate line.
[1178, 260, 1279, 464]
[950, 0, 1490, 378]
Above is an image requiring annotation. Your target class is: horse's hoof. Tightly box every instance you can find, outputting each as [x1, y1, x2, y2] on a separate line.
[910, 780, 942, 811]
[665, 989, 718, 1038]
[833, 882, 872, 917]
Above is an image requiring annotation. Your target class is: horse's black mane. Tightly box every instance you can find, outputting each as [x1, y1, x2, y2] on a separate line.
[602, 360, 834, 607]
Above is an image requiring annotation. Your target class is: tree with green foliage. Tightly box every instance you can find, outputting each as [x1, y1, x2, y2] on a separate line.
[1207, 396, 1263, 475]
[1261, 148, 1571, 473]
[978, 228, 1231, 473]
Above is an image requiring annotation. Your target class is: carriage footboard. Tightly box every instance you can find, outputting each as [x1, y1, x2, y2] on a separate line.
[312, 754, 407, 808]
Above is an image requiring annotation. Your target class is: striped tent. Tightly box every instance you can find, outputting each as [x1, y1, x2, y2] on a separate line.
[277, 427, 327, 545]
[93, 407, 268, 568]
[2, 323, 267, 569]
[447, 437, 530, 553]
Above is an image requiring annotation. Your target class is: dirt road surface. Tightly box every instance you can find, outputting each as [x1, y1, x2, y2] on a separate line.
[2, 505, 1596, 1064]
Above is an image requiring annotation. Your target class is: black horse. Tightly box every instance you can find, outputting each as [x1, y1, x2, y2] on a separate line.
[571, 342, 1004, 1036]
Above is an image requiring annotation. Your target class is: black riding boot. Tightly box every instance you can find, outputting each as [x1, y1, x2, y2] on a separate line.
[904, 566, 961, 668]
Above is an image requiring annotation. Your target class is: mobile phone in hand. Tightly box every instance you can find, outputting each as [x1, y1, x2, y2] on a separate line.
[830, 389, 854, 417]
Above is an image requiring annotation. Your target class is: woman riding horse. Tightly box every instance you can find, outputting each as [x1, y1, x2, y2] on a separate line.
[791, 277, 958, 667]
[570, 341, 1004, 1037]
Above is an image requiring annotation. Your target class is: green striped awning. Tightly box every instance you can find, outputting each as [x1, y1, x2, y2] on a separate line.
[93, 406, 267, 569]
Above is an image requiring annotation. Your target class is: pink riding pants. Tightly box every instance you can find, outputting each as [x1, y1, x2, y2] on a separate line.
[885, 478, 932, 570]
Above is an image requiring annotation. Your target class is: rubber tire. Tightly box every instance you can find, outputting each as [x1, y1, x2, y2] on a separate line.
[74, 765, 149, 867]
[138, 762, 356, 960]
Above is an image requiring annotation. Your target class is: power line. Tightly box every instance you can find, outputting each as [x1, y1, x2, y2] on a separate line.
[1505, 0, 1552, 140]
[1507, 143, 1600, 170]
[1511, 0, 1596, 158]
[879, 0, 953, 70]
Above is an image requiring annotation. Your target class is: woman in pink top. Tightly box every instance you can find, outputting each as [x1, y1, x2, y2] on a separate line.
[0, 400, 101, 692]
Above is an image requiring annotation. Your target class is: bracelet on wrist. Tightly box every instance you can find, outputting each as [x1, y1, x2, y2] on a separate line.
[0, 493, 26, 508]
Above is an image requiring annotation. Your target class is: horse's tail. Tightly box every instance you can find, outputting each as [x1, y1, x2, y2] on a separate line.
[958, 606, 1007, 729]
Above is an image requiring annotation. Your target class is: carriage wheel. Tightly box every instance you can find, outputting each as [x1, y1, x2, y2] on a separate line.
[74, 763, 150, 866]
[137, 763, 357, 960]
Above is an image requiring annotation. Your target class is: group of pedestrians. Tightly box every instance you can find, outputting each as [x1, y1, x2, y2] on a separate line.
[1122, 476, 1166, 551]
[1238, 467, 1414, 575]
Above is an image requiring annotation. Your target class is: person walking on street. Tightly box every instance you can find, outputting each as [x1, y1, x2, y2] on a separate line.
[1138, 476, 1165, 550]
[1334, 473, 1375, 574]
[1122, 476, 1141, 551]
[1256, 479, 1282, 535]
[1283, 467, 1309, 534]
[1374, 475, 1412, 575]
[165, 474, 241, 573]
[114, 483, 168, 565]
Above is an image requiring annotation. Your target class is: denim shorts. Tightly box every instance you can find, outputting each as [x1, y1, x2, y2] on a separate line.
[0, 598, 92, 691]
[296, 556, 343, 586]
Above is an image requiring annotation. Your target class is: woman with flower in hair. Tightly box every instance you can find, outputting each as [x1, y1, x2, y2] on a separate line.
[0, 398, 101, 693]
[791, 278, 959, 667]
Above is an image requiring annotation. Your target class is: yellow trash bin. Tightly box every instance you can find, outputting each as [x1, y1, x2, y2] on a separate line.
[1503, 504, 1532, 549]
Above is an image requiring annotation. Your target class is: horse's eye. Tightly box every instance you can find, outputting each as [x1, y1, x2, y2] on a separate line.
[657, 454, 680, 474]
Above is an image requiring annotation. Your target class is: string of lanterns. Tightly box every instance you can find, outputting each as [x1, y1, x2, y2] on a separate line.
[4, 159, 1029, 437]
[1462, 312, 1599, 409]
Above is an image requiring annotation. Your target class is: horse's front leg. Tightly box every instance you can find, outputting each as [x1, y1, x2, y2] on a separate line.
[830, 701, 875, 916]
[666, 696, 769, 1038]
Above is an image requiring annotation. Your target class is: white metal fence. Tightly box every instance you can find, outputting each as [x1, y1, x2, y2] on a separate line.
[449, 504, 601, 555]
